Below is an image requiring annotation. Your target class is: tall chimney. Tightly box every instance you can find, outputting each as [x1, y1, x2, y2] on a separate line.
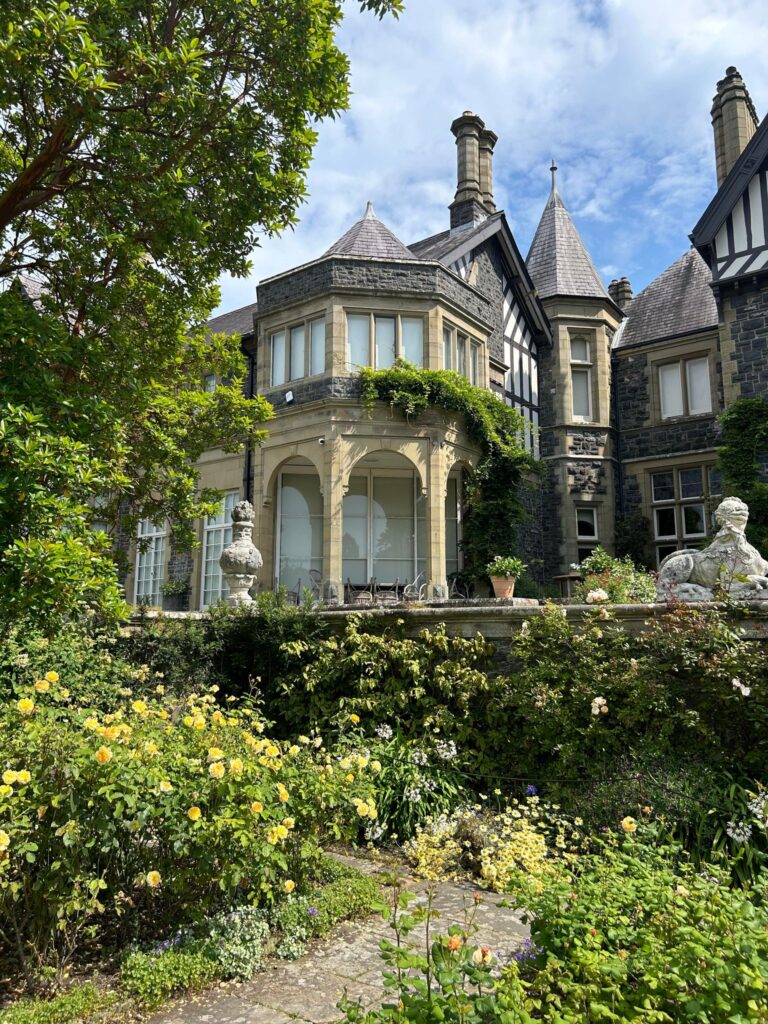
[478, 127, 497, 213]
[608, 277, 633, 310]
[711, 67, 759, 187]
[449, 112, 488, 230]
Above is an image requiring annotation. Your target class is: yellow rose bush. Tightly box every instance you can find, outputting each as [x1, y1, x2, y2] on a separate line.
[0, 683, 378, 982]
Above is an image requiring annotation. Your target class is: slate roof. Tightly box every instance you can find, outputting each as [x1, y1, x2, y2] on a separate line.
[324, 202, 414, 260]
[526, 180, 610, 301]
[206, 301, 258, 337]
[408, 214, 504, 262]
[613, 248, 718, 349]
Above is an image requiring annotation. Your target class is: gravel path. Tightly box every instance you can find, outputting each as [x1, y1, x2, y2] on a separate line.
[148, 855, 529, 1024]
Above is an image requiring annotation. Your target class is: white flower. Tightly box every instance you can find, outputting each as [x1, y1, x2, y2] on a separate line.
[731, 677, 751, 697]
[375, 723, 394, 741]
[436, 739, 457, 761]
[590, 696, 607, 716]
[411, 750, 428, 766]
[586, 589, 609, 604]
[726, 820, 752, 844]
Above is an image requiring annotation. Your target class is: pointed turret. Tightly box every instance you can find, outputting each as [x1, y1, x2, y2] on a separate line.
[526, 162, 609, 301]
[324, 202, 413, 260]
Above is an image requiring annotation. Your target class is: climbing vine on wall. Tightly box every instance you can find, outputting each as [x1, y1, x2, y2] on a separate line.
[718, 397, 768, 555]
[359, 361, 541, 575]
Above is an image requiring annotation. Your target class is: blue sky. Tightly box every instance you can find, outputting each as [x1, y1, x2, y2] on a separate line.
[215, 0, 768, 314]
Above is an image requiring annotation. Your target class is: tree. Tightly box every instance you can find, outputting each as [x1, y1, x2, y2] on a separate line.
[0, 0, 402, 629]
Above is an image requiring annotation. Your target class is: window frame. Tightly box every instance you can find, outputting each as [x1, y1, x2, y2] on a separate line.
[657, 354, 713, 420]
[134, 518, 166, 606]
[200, 491, 239, 609]
[345, 311, 426, 370]
[442, 321, 483, 385]
[650, 463, 720, 565]
[270, 314, 326, 387]
[570, 335, 593, 422]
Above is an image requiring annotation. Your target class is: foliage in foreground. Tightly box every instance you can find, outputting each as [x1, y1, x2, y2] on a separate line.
[718, 396, 768, 555]
[0, 984, 117, 1024]
[571, 546, 656, 604]
[342, 827, 768, 1023]
[0, 680, 378, 987]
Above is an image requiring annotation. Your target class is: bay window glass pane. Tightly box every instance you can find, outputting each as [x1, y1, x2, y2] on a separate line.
[709, 467, 723, 495]
[271, 331, 286, 387]
[652, 472, 674, 502]
[204, 374, 216, 392]
[457, 334, 467, 376]
[343, 476, 368, 584]
[445, 476, 460, 578]
[372, 476, 414, 582]
[443, 327, 452, 369]
[571, 368, 591, 419]
[683, 503, 705, 536]
[402, 318, 423, 366]
[686, 358, 711, 414]
[571, 338, 589, 362]
[470, 343, 479, 385]
[659, 363, 683, 418]
[289, 325, 305, 381]
[657, 544, 678, 564]
[279, 473, 323, 594]
[310, 319, 325, 376]
[375, 316, 396, 369]
[679, 467, 703, 499]
[655, 506, 677, 538]
[202, 492, 238, 607]
[348, 315, 370, 368]
[576, 508, 597, 538]
[136, 519, 165, 605]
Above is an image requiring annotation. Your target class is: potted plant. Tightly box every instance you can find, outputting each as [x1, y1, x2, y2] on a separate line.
[485, 555, 526, 599]
[160, 576, 191, 612]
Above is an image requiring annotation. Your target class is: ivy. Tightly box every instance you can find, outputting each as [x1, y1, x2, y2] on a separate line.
[718, 397, 768, 555]
[359, 361, 540, 574]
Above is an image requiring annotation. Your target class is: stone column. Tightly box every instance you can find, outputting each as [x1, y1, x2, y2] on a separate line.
[322, 434, 345, 603]
[426, 440, 447, 599]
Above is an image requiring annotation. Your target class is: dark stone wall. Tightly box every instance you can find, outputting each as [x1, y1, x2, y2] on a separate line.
[540, 465, 563, 579]
[514, 477, 545, 581]
[569, 431, 608, 456]
[537, 343, 557, 458]
[726, 287, 768, 398]
[262, 376, 361, 409]
[470, 240, 506, 363]
[256, 257, 494, 333]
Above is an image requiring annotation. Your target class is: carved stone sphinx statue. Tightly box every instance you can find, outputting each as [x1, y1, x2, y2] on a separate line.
[656, 496, 768, 601]
[219, 500, 263, 606]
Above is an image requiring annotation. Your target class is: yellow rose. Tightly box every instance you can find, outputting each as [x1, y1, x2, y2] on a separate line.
[17, 770, 31, 785]
[207, 747, 225, 761]
[102, 727, 119, 742]
[2, 770, 18, 785]
[17, 698, 34, 715]
[620, 816, 638, 833]
[183, 715, 194, 727]
[276, 824, 288, 840]
[84, 717, 99, 731]
[146, 870, 162, 888]
[345, 773, 355, 784]
[298, 735, 310, 745]
[211, 710, 225, 725]
[193, 716, 206, 730]
[0, 785, 12, 797]
[288, 745, 300, 757]
[229, 758, 243, 776]
[0, 830, 10, 852]
[34, 679, 50, 693]
[59, 689, 70, 701]
[282, 817, 295, 829]
[355, 801, 369, 817]
[209, 761, 225, 779]
[349, 714, 360, 724]
[250, 801, 264, 815]
[370, 761, 382, 774]
[95, 746, 113, 765]
[187, 806, 202, 822]
[144, 741, 159, 756]
[276, 785, 289, 803]
[266, 744, 279, 758]
[45, 671, 59, 684]
[159, 780, 173, 793]
[155, 685, 165, 695]
[132, 700, 148, 714]
[283, 879, 295, 894]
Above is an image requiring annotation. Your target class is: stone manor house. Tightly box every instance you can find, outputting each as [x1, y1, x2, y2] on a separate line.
[126, 67, 768, 609]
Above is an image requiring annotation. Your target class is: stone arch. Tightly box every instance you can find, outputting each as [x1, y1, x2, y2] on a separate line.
[340, 439, 428, 496]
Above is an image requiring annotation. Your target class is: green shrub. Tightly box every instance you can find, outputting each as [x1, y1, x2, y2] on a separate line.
[571, 546, 656, 603]
[120, 944, 218, 1009]
[0, 984, 117, 1024]
[197, 906, 270, 980]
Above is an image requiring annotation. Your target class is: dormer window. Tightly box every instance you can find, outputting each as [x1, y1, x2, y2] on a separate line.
[347, 313, 424, 369]
[270, 317, 326, 387]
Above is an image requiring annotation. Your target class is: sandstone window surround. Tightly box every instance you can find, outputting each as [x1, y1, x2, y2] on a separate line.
[570, 335, 593, 422]
[575, 505, 598, 563]
[650, 463, 722, 565]
[270, 316, 326, 387]
[657, 355, 712, 419]
[200, 491, 239, 609]
[442, 322, 482, 384]
[134, 518, 166, 606]
[347, 311, 425, 370]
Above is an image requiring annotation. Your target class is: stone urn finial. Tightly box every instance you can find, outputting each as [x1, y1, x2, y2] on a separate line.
[219, 500, 262, 606]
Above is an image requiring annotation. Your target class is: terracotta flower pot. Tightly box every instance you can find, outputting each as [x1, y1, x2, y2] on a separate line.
[491, 575, 516, 599]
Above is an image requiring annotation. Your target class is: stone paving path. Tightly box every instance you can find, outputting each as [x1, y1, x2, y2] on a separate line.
[148, 856, 529, 1024]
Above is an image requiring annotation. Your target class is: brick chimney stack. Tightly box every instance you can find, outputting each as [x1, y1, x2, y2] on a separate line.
[608, 276, 633, 309]
[711, 67, 759, 187]
[450, 112, 494, 230]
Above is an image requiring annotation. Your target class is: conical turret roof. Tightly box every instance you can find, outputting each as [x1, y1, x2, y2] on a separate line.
[526, 163, 609, 301]
[324, 202, 413, 260]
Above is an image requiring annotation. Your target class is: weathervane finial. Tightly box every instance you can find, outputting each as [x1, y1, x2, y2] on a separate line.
[550, 159, 558, 193]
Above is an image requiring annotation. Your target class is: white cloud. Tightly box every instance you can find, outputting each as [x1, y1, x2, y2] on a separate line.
[216, 0, 768, 313]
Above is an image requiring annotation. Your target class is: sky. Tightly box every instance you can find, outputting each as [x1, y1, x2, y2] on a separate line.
[215, 0, 768, 315]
